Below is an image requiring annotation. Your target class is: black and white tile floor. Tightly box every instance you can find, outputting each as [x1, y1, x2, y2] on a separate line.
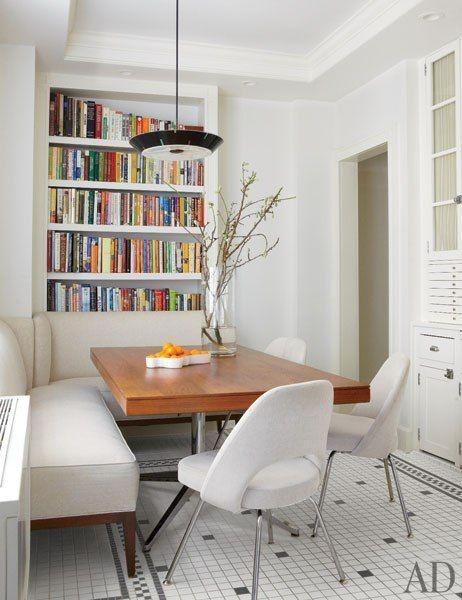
[29, 434, 462, 600]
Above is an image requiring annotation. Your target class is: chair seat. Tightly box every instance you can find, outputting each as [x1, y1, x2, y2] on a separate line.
[327, 412, 374, 452]
[179, 450, 321, 510]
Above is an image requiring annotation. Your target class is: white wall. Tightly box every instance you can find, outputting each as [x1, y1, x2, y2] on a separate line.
[335, 60, 420, 446]
[0, 45, 35, 317]
[219, 97, 297, 351]
[293, 100, 336, 369]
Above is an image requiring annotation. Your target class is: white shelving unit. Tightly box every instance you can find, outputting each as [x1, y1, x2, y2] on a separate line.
[48, 223, 201, 235]
[49, 135, 132, 149]
[47, 272, 202, 281]
[35, 74, 219, 313]
[48, 179, 204, 194]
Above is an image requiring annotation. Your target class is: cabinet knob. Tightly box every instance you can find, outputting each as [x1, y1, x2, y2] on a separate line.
[429, 345, 439, 352]
[445, 368, 454, 379]
[454, 195, 462, 204]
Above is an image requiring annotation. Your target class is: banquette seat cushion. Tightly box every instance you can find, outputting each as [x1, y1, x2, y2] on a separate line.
[30, 383, 139, 519]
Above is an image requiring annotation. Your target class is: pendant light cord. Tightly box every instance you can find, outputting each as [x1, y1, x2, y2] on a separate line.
[175, 0, 179, 132]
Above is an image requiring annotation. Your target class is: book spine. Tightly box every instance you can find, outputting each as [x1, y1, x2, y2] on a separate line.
[95, 104, 102, 139]
[87, 101, 95, 138]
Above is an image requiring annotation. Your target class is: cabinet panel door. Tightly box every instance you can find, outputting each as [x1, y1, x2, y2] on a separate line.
[426, 43, 462, 258]
[419, 365, 457, 461]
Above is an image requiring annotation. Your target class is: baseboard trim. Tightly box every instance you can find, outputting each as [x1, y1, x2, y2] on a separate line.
[398, 426, 417, 452]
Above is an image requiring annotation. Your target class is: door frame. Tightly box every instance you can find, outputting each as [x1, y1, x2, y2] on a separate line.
[334, 127, 401, 378]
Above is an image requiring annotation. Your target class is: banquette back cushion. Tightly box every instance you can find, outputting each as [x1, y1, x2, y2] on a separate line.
[0, 318, 34, 395]
[33, 311, 203, 385]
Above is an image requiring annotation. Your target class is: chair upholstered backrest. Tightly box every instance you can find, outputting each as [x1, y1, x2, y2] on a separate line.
[351, 354, 410, 458]
[0, 319, 29, 395]
[33, 311, 203, 385]
[264, 337, 307, 365]
[200, 380, 333, 513]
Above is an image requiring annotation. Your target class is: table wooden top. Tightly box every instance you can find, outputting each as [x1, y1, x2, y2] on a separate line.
[91, 345, 370, 416]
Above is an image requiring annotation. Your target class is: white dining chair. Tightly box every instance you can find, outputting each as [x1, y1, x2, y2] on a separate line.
[163, 380, 346, 599]
[264, 337, 307, 364]
[312, 354, 411, 539]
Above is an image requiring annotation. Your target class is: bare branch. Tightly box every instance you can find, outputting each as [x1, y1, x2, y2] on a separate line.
[186, 163, 294, 326]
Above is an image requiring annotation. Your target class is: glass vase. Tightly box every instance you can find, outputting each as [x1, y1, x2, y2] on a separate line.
[202, 269, 237, 356]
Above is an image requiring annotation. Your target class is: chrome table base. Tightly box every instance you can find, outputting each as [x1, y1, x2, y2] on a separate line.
[263, 511, 299, 538]
[143, 412, 206, 552]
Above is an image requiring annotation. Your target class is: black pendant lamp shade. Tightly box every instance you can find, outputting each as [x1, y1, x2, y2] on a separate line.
[129, 0, 223, 161]
[130, 129, 223, 161]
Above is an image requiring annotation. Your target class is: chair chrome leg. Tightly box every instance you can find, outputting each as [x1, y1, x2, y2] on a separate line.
[312, 450, 336, 537]
[383, 458, 395, 502]
[163, 498, 205, 584]
[388, 455, 413, 538]
[265, 510, 274, 544]
[309, 498, 347, 583]
[251, 510, 264, 600]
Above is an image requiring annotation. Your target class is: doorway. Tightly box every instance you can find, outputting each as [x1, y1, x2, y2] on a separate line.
[339, 143, 389, 382]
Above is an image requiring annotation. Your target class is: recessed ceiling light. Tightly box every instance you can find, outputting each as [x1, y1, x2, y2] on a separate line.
[242, 80, 256, 87]
[420, 11, 445, 22]
[120, 70, 133, 76]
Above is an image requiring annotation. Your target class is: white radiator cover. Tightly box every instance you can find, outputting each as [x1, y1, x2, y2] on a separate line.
[0, 396, 30, 600]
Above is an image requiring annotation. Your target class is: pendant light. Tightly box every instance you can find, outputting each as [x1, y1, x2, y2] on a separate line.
[129, 0, 223, 161]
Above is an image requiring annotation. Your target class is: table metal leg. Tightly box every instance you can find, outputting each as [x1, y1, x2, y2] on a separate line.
[191, 412, 206, 453]
[267, 513, 300, 537]
[143, 412, 207, 551]
[143, 485, 193, 552]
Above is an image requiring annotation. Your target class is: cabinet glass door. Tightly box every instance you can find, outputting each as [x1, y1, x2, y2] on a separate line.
[429, 49, 461, 254]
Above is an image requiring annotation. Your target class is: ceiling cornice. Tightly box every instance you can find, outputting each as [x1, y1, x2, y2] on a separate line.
[65, 30, 309, 81]
[65, 0, 424, 83]
[304, 0, 423, 79]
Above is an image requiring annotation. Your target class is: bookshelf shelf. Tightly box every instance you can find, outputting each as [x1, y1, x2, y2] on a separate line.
[47, 272, 202, 281]
[49, 136, 132, 150]
[48, 180, 204, 194]
[47, 223, 201, 235]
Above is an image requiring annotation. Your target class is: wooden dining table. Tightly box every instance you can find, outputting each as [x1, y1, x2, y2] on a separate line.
[91, 344, 370, 550]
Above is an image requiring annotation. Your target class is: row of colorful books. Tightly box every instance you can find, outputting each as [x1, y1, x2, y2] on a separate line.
[47, 282, 202, 312]
[48, 189, 205, 227]
[49, 92, 203, 140]
[47, 232, 202, 274]
[48, 147, 204, 186]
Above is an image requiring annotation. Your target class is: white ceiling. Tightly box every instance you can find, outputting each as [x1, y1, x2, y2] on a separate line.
[72, 0, 371, 55]
[1, 0, 462, 101]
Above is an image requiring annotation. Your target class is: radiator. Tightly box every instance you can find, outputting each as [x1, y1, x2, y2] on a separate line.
[0, 396, 30, 600]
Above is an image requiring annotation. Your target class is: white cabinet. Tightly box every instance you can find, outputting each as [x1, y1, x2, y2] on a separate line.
[414, 324, 462, 465]
[424, 42, 461, 258]
[423, 41, 462, 324]
[418, 366, 458, 461]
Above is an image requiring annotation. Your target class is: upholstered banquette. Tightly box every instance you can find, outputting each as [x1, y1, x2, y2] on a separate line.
[0, 311, 202, 577]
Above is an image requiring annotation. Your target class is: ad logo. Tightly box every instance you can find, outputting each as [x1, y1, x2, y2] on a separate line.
[405, 562, 455, 594]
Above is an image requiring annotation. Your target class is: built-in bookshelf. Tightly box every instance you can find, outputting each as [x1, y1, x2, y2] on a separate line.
[39, 77, 219, 313]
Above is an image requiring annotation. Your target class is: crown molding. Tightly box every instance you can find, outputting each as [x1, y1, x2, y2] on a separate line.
[65, 30, 309, 82]
[304, 0, 423, 79]
[65, 0, 424, 83]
